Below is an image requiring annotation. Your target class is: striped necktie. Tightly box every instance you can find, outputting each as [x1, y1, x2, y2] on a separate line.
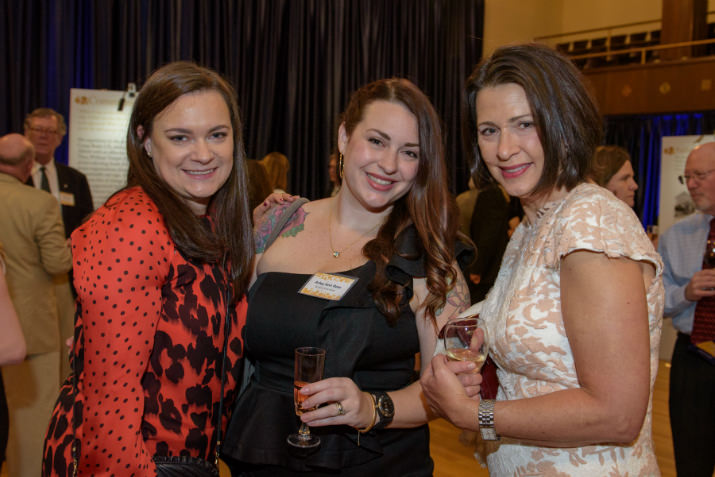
[691, 218, 715, 344]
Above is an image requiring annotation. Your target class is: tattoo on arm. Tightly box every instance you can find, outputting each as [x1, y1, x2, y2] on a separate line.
[254, 207, 281, 254]
[280, 207, 307, 239]
[253, 205, 308, 254]
[437, 271, 470, 318]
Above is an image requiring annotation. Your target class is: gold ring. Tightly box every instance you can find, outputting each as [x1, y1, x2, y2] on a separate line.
[335, 401, 345, 416]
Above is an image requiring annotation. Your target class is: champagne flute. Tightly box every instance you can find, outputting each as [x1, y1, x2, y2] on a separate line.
[442, 315, 487, 371]
[287, 346, 326, 448]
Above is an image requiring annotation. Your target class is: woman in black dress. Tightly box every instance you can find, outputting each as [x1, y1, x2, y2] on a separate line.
[222, 78, 476, 475]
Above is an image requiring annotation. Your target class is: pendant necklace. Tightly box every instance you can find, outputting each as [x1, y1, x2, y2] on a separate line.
[328, 207, 381, 258]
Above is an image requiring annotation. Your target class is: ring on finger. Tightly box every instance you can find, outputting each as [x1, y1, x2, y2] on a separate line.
[335, 401, 345, 416]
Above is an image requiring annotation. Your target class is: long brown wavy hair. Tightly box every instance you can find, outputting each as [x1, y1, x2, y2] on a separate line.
[125, 61, 253, 298]
[342, 78, 459, 327]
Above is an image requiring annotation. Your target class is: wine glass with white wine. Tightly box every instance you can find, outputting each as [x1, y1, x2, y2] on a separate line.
[287, 346, 326, 448]
[442, 315, 487, 372]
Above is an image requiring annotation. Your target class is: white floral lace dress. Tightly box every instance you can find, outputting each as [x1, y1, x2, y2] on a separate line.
[479, 183, 664, 476]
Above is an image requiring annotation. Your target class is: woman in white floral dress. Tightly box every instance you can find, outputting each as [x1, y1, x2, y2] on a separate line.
[421, 43, 664, 476]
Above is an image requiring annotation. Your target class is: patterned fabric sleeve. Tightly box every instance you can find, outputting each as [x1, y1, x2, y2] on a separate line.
[72, 190, 173, 475]
[544, 187, 662, 275]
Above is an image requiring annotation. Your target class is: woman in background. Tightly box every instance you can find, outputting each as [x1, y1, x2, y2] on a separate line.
[245, 159, 274, 216]
[592, 144, 639, 207]
[42, 62, 253, 476]
[422, 44, 663, 475]
[326, 152, 342, 197]
[222, 78, 476, 476]
[260, 151, 290, 193]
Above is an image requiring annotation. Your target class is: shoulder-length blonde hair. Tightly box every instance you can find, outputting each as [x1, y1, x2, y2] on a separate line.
[259, 152, 289, 192]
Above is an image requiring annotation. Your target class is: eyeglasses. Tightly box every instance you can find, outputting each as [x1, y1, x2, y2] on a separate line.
[27, 126, 59, 135]
[679, 169, 715, 184]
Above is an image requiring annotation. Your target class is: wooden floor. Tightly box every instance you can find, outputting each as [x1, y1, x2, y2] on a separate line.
[0, 361, 677, 477]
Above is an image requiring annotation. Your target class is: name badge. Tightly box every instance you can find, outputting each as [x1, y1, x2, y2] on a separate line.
[60, 192, 76, 207]
[299, 272, 358, 301]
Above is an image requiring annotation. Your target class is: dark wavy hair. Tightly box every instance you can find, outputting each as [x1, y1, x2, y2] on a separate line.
[591, 145, 631, 186]
[463, 43, 603, 197]
[342, 78, 459, 326]
[126, 61, 253, 297]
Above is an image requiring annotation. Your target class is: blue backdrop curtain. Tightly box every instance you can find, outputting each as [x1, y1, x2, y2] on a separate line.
[604, 111, 715, 227]
[1, 0, 484, 199]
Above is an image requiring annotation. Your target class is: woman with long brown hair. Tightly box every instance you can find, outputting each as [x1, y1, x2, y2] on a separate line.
[221, 78, 475, 476]
[42, 62, 253, 476]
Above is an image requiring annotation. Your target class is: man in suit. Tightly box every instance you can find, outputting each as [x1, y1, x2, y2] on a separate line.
[24, 108, 93, 379]
[24, 107, 94, 237]
[0, 133, 72, 477]
[658, 141, 715, 477]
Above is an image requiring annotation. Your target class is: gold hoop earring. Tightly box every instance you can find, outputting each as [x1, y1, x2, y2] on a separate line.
[339, 153, 344, 179]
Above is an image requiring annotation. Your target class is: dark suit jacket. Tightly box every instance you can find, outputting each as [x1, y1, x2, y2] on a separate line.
[28, 162, 94, 237]
[467, 185, 510, 302]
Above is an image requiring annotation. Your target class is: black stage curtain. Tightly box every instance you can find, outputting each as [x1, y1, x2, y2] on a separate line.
[1, 0, 484, 199]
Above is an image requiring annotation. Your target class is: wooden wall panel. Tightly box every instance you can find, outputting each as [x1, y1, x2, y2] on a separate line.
[583, 58, 715, 115]
[660, 0, 708, 59]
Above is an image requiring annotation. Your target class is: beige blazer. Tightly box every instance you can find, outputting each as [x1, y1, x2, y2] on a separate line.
[0, 172, 72, 354]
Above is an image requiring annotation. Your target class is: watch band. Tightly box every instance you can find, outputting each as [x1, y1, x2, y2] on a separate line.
[478, 399, 500, 441]
[371, 391, 395, 430]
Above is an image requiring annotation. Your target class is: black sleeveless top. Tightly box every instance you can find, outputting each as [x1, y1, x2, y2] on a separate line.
[222, 226, 472, 475]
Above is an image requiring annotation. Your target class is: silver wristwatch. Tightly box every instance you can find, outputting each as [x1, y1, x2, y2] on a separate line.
[478, 399, 499, 441]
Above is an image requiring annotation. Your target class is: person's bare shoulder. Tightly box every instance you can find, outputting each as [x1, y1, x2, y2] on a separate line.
[254, 200, 312, 254]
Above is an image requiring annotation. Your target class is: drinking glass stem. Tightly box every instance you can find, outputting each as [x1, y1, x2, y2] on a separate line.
[298, 422, 311, 438]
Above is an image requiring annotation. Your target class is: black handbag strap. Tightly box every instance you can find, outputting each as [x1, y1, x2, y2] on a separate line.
[214, 284, 231, 466]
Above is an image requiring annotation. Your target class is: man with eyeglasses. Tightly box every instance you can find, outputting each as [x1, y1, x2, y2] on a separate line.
[23, 108, 94, 237]
[658, 141, 715, 477]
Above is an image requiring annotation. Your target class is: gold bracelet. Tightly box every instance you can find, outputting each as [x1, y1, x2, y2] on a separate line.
[357, 392, 378, 433]
[356, 392, 378, 446]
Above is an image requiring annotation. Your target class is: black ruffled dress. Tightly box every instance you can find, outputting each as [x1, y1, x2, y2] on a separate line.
[222, 226, 471, 476]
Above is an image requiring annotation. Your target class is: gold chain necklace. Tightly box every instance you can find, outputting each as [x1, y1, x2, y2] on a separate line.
[328, 207, 381, 258]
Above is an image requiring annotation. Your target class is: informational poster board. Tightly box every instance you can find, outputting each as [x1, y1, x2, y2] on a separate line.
[69, 89, 136, 208]
[658, 134, 714, 360]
